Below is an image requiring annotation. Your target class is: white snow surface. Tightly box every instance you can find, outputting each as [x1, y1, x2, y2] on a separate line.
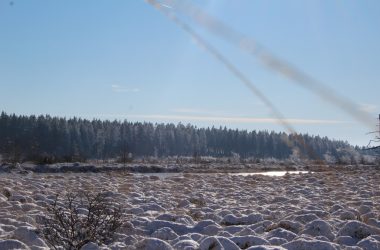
[0, 167, 380, 249]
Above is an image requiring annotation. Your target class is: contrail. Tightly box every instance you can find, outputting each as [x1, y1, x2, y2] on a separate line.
[146, 0, 296, 134]
[146, 0, 324, 161]
[160, 0, 374, 128]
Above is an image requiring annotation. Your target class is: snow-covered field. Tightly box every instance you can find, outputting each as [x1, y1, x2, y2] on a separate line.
[1, 167, 380, 249]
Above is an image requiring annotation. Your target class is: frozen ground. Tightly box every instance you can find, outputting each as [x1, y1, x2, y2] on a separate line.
[0, 162, 312, 173]
[1, 168, 380, 249]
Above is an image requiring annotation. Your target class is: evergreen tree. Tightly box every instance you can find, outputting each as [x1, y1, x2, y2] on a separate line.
[0, 112, 359, 163]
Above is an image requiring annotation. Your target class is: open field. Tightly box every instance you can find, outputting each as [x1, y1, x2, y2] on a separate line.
[1, 166, 380, 249]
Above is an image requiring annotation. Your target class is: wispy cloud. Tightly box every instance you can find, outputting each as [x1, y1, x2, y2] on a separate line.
[359, 103, 377, 113]
[159, 3, 173, 9]
[111, 84, 140, 93]
[110, 114, 348, 125]
[171, 108, 204, 114]
[171, 108, 226, 116]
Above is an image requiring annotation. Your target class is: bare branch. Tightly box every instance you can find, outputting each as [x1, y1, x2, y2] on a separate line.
[40, 190, 124, 250]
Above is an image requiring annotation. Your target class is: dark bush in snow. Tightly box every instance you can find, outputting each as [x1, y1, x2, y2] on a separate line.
[40, 190, 123, 250]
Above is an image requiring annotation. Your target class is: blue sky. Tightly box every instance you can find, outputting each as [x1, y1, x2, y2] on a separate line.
[0, 0, 379, 146]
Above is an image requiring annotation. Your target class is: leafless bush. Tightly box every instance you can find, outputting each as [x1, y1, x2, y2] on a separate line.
[41, 191, 123, 250]
[189, 197, 206, 207]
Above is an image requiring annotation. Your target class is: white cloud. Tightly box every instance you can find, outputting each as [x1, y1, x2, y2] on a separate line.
[111, 84, 140, 93]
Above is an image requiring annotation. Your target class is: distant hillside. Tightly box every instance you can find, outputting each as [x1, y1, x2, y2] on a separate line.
[0, 112, 360, 163]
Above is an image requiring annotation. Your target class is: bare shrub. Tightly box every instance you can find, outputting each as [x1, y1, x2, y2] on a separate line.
[2, 188, 11, 198]
[189, 197, 206, 207]
[40, 190, 123, 250]
[186, 210, 203, 221]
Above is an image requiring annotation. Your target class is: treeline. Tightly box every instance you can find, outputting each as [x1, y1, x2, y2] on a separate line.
[0, 112, 357, 163]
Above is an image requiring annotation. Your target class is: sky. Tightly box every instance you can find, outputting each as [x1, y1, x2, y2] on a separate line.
[0, 0, 379, 146]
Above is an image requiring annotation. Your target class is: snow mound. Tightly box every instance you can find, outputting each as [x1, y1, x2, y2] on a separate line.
[357, 236, 380, 249]
[0, 239, 30, 249]
[301, 219, 335, 241]
[199, 236, 240, 250]
[12, 226, 47, 247]
[266, 228, 298, 242]
[230, 235, 269, 248]
[221, 213, 263, 226]
[246, 246, 286, 250]
[282, 239, 340, 250]
[136, 238, 173, 250]
[172, 239, 199, 250]
[337, 220, 380, 240]
[151, 227, 179, 240]
[80, 242, 100, 250]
